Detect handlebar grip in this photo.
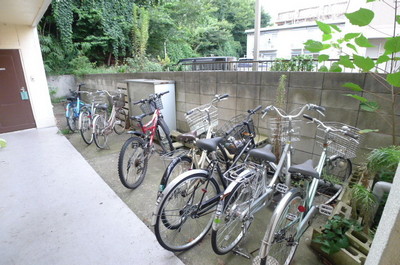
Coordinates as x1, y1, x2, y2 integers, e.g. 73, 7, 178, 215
249, 105, 262, 114
159, 91, 169, 96
133, 99, 145, 105
303, 114, 314, 121
186, 109, 195, 116
217, 94, 229, 100
344, 131, 359, 140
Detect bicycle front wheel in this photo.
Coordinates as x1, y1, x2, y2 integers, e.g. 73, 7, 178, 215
154, 173, 220, 252
318, 156, 352, 204
114, 108, 127, 135
66, 104, 77, 132
258, 191, 303, 265
79, 109, 93, 145
118, 136, 148, 189
93, 115, 108, 149
211, 181, 253, 255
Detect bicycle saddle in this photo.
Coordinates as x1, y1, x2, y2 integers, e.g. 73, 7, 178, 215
176, 131, 197, 143
130, 113, 146, 122
248, 144, 276, 163
289, 159, 319, 178
196, 137, 223, 152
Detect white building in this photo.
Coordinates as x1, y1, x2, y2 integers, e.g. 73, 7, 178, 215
0, 0, 54, 133
247, 0, 395, 61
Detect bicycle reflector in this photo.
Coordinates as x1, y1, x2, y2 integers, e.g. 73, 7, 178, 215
298, 205, 306, 212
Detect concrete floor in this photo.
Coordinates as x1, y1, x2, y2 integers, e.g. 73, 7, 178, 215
1, 102, 325, 265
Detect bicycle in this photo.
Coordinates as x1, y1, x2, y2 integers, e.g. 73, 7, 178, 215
78, 90, 107, 145
157, 94, 230, 197
65, 83, 87, 132
151, 105, 263, 252
92, 90, 127, 149
210, 104, 325, 256
117, 91, 174, 189
254, 115, 362, 265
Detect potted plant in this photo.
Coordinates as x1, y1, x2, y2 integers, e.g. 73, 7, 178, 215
367, 145, 400, 183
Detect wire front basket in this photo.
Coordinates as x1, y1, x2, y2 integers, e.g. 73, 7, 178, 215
110, 93, 126, 108
185, 104, 218, 135
216, 114, 256, 154
139, 96, 164, 115
316, 122, 363, 159
266, 117, 300, 143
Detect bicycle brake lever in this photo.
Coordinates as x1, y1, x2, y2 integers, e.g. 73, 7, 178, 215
316, 109, 325, 117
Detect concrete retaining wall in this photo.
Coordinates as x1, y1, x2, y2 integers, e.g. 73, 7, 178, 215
50, 71, 399, 163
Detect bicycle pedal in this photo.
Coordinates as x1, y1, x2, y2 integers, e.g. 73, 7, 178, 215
319, 204, 334, 216
276, 183, 289, 194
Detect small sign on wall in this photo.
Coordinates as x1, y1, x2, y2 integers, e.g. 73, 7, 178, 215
20, 87, 29, 100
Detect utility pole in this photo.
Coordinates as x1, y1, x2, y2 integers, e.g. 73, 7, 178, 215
253, 0, 261, 71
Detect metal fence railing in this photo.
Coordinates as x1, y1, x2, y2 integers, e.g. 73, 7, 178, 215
177, 58, 394, 73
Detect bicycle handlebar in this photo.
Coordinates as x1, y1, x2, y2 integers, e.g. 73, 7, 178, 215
302, 114, 359, 140
133, 91, 169, 105
261, 104, 325, 119
185, 94, 230, 115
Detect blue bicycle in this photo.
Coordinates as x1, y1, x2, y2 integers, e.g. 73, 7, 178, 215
65, 83, 87, 132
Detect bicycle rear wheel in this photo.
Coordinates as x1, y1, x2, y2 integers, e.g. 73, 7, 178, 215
66, 103, 77, 132
114, 108, 127, 135
79, 109, 93, 145
118, 136, 148, 189
154, 172, 220, 252
211, 181, 253, 255
93, 115, 108, 149
257, 191, 303, 265
318, 156, 352, 204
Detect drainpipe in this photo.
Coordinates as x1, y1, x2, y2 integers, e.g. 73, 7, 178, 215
372, 181, 392, 202
253, 0, 261, 71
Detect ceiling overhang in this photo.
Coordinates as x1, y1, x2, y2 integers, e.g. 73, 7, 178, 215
0, 0, 52, 27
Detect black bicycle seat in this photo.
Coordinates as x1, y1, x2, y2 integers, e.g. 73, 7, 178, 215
130, 113, 147, 122
248, 144, 276, 163
196, 137, 223, 152
289, 159, 319, 178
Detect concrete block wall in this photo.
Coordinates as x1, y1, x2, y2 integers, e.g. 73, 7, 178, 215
74, 71, 399, 164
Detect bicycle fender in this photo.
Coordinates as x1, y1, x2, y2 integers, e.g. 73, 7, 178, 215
151, 169, 208, 226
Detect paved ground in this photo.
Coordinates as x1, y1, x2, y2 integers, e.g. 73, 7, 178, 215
52, 102, 325, 265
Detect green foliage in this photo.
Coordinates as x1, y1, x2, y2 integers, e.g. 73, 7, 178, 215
367, 146, 400, 183
69, 56, 96, 76
271, 55, 315, 71
351, 184, 378, 228
313, 216, 362, 255
132, 4, 150, 58
305, 2, 399, 145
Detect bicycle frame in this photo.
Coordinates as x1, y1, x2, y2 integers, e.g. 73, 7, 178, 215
135, 108, 161, 146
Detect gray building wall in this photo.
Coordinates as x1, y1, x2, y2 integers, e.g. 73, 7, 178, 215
70, 71, 398, 164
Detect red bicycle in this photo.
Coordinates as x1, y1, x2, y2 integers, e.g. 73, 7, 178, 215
118, 91, 174, 189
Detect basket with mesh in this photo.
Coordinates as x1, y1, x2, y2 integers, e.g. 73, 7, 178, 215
110, 93, 126, 108
266, 117, 300, 143
216, 114, 256, 154
139, 96, 163, 115
316, 122, 363, 159
185, 104, 218, 135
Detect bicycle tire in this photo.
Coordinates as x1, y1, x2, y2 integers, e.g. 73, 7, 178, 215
156, 118, 174, 153
66, 103, 77, 132
258, 190, 304, 265
154, 172, 220, 252
159, 155, 193, 193
93, 115, 108, 149
79, 109, 93, 145
211, 180, 253, 255
114, 108, 127, 135
118, 136, 148, 189
317, 156, 352, 205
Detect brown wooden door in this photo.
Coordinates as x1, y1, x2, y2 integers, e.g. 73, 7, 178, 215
0, 49, 36, 133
